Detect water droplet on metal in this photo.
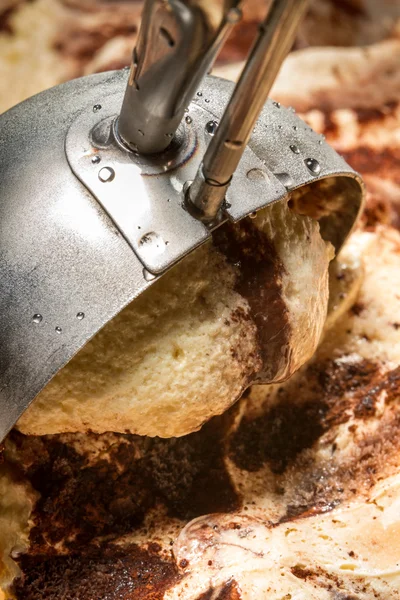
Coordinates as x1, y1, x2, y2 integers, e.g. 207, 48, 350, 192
305, 158, 321, 175
275, 172, 294, 189
98, 167, 115, 182
247, 168, 269, 182
204, 98, 210, 103
318, 140, 323, 145
290, 144, 300, 154
205, 120, 218, 135
273, 101, 281, 108
249, 212, 257, 219
185, 115, 192, 124
76, 312, 85, 320
93, 104, 102, 113
138, 129, 144, 136
55, 326, 62, 334
277, 125, 283, 130
143, 268, 157, 281
139, 232, 166, 259
91, 155, 101, 164
293, 125, 298, 131
197, 91, 203, 97
32, 314, 43, 324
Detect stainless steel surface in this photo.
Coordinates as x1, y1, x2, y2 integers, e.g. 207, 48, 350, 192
188, 0, 309, 220
118, 0, 241, 154
67, 106, 210, 275
0, 71, 364, 442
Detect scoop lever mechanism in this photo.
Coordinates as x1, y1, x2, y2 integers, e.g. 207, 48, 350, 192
118, 0, 242, 155
187, 0, 310, 221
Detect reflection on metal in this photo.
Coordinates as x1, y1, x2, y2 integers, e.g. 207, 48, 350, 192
0, 71, 364, 441
118, 0, 242, 154
188, 0, 309, 221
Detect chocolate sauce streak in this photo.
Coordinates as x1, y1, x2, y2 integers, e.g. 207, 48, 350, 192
9, 412, 239, 598
197, 580, 242, 600
213, 219, 291, 383
0, 7, 15, 34
8, 416, 239, 554
231, 360, 400, 520
7, 356, 400, 595
13, 543, 180, 600
341, 146, 400, 187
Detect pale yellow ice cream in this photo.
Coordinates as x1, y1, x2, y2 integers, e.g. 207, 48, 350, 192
16, 200, 334, 438
2, 225, 400, 599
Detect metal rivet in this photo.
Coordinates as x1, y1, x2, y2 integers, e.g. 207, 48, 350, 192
98, 167, 115, 182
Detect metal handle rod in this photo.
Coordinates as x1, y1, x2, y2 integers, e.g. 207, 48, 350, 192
118, 0, 242, 155
188, 0, 310, 221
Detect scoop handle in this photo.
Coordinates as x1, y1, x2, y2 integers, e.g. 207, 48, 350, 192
118, 0, 242, 155
188, 0, 310, 221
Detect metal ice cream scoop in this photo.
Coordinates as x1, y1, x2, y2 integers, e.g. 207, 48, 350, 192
0, 0, 364, 441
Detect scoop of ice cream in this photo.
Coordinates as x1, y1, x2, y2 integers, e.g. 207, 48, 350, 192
15, 200, 333, 438
2, 225, 400, 600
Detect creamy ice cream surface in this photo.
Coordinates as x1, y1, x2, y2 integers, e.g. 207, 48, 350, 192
1, 223, 400, 599
2, 3, 400, 599
16, 201, 333, 438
